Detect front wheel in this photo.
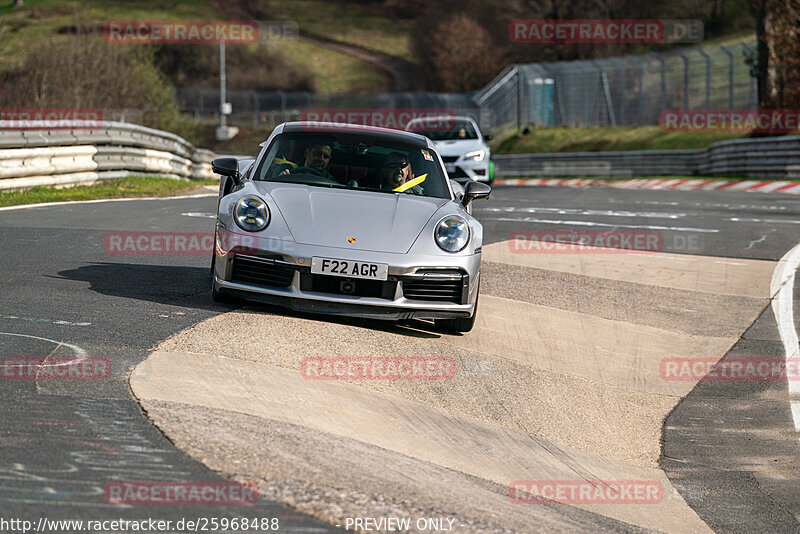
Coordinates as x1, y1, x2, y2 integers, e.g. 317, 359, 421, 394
434, 286, 479, 333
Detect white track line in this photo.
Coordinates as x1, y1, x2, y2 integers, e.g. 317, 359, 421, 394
484, 216, 718, 233
769, 243, 800, 431
0, 332, 87, 358
0, 193, 215, 212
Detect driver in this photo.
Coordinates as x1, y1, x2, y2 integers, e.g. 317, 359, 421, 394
278, 141, 334, 179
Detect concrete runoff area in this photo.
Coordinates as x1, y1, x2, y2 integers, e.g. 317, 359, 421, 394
483, 241, 774, 298
131, 240, 773, 532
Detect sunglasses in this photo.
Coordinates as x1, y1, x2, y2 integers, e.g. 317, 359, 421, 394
385, 160, 409, 169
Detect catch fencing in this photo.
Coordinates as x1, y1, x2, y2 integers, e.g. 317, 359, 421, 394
174, 40, 757, 132
174, 89, 484, 128
475, 40, 757, 129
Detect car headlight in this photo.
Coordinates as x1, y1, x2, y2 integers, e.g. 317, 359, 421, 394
435, 215, 470, 253
464, 149, 485, 162
233, 196, 270, 232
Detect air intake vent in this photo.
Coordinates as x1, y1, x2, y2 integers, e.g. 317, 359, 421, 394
231, 255, 294, 288
402, 271, 466, 304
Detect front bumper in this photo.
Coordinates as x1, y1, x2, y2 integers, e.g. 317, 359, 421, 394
443, 157, 490, 182
213, 241, 481, 321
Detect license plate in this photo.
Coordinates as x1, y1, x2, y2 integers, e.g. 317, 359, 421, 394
311, 257, 388, 281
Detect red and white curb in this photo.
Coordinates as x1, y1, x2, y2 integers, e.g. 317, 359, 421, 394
493, 177, 800, 194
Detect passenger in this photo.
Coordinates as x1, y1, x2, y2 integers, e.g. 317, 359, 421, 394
377, 152, 423, 194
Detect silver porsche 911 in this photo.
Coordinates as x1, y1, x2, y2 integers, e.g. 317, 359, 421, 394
210, 122, 491, 332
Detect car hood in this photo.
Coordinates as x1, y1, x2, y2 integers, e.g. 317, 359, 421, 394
433, 139, 486, 156
255, 182, 449, 254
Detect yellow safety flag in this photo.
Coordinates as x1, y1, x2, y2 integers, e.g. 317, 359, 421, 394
394, 174, 427, 192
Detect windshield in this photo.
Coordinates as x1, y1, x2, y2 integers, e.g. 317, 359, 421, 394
407, 118, 479, 141
254, 132, 449, 199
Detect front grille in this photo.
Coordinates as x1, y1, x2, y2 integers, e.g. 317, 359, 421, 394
231, 255, 295, 288
402, 271, 467, 304
441, 156, 459, 163
448, 167, 468, 178
300, 273, 397, 299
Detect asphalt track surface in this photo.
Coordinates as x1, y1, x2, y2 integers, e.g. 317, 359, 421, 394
0, 184, 799, 532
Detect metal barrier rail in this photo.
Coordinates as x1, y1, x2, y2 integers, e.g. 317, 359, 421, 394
0, 122, 215, 190
3, 121, 798, 188
493, 135, 800, 179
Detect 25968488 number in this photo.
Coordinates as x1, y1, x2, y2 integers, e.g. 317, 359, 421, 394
196, 517, 280, 531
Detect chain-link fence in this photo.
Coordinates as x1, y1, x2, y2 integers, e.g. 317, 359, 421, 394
174, 89, 482, 128
175, 40, 757, 132
473, 40, 758, 129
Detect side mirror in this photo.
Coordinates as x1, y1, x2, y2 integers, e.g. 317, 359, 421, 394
462, 180, 491, 207
212, 157, 240, 183
483, 134, 494, 141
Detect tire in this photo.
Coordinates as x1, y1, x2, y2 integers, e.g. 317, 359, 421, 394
435, 285, 479, 333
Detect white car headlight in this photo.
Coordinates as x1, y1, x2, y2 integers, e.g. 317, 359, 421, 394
435, 215, 470, 253
464, 149, 485, 162
234, 196, 270, 232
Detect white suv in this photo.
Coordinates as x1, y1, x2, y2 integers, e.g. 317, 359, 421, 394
406, 116, 493, 183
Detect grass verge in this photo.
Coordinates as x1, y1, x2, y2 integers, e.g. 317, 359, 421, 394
0, 0, 387, 92
257, 0, 414, 61
269, 37, 385, 92
0, 176, 218, 207
492, 126, 751, 154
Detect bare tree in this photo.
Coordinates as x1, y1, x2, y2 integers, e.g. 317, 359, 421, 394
426, 14, 505, 92
753, 0, 800, 109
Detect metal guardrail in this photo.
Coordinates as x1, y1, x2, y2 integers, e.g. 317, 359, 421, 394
2, 122, 798, 189
493, 135, 800, 179
0, 122, 215, 190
